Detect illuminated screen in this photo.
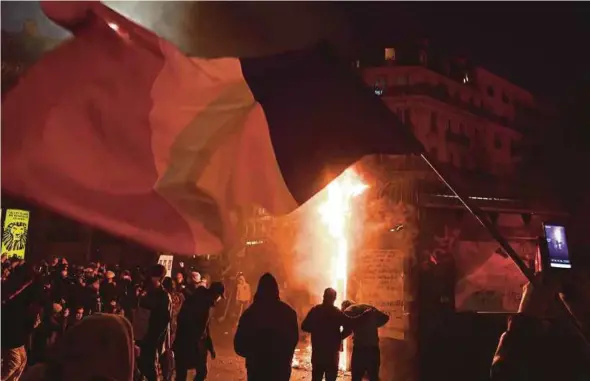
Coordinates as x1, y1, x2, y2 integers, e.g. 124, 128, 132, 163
544, 224, 571, 269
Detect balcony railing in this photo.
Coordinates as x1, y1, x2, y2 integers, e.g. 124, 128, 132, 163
379, 83, 537, 131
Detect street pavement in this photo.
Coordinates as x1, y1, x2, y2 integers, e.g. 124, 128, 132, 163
202, 324, 351, 381
205, 350, 351, 381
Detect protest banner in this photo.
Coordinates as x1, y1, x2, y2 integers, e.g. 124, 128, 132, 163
356, 249, 405, 340
157, 252, 174, 277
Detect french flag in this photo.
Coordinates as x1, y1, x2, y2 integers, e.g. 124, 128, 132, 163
1, 2, 423, 255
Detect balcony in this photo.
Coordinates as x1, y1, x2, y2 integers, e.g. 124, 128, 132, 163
379, 83, 519, 129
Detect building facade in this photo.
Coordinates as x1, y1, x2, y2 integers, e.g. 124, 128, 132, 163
361, 42, 543, 181
355, 40, 569, 381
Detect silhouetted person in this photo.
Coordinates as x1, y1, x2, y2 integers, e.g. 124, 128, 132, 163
173, 281, 225, 381
234, 273, 299, 381
342, 300, 389, 381
490, 272, 590, 381
302, 288, 353, 381
137, 264, 171, 381
1, 264, 40, 380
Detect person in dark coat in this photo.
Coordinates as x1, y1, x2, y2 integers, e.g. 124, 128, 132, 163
234, 273, 299, 381
100, 270, 118, 305
51, 264, 71, 304
173, 281, 225, 381
117, 270, 135, 322
490, 273, 590, 381
84, 276, 103, 315
341, 300, 390, 381
302, 288, 353, 381
1, 264, 41, 380
136, 264, 171, 381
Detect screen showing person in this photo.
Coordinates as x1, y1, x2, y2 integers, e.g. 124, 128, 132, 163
544, 224, 571, 268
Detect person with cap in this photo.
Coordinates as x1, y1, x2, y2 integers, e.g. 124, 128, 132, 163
136, 264, 171, 381
20, 313, 135, 381
302, 288, 354, 381
173, 280, 225, 381
341, 300, 389, 381
234, 272, 299, 381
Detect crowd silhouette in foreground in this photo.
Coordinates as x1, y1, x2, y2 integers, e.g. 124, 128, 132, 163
2, 253, 590, 381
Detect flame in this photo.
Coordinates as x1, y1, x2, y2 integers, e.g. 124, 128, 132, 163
318, 168, 368, 370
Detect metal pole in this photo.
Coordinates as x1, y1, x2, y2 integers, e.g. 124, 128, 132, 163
420, 153, 589, 346
420, 154, 533, 280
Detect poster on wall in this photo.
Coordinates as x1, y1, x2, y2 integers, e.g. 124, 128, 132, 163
454, 241, 530, 312
355, 249, 405, 340
157, 253, 174, 277
2, 209, 30, 259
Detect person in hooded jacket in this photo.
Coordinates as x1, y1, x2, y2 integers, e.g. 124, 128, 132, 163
136, 264, 171, 381
234, 273, 299, 381
1, 264, 41, 381
173, 281, 225, 381
302, 288, 353, 381
490, 272, 590, 381
20, 313, 135, 381
341, 300, 389, 381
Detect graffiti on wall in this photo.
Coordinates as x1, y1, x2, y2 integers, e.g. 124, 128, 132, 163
418, 211, 538, 313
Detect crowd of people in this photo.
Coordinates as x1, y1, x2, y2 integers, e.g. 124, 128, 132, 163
0, 254, 229, 381
2, 253, 590, 381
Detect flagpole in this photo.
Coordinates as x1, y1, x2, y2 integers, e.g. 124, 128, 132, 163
420, 153, 533, 279
419, 153, 590, 346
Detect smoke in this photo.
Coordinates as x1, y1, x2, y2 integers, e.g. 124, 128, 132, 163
103, 2, 352, 58
271, 168, 419, 304
103, 1, 197, 54
274, 170, 368, 303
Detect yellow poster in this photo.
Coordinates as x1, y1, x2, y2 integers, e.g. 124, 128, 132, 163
2, 209, 30, 259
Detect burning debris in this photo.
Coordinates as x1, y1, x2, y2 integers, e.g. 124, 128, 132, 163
289, 168, 367, 372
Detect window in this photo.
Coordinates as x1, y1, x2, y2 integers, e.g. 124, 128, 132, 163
487, 86, 495, 97
385, 47, 396, 62
430, 112, 438, 133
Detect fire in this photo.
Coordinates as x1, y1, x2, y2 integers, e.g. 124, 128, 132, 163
318, 168, 368, 371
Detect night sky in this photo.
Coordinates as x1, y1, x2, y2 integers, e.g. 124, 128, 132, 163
3, 2, 588, 96
347, 2, 590, 98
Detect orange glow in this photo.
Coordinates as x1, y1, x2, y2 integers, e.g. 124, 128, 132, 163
318, 168, 368, 370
